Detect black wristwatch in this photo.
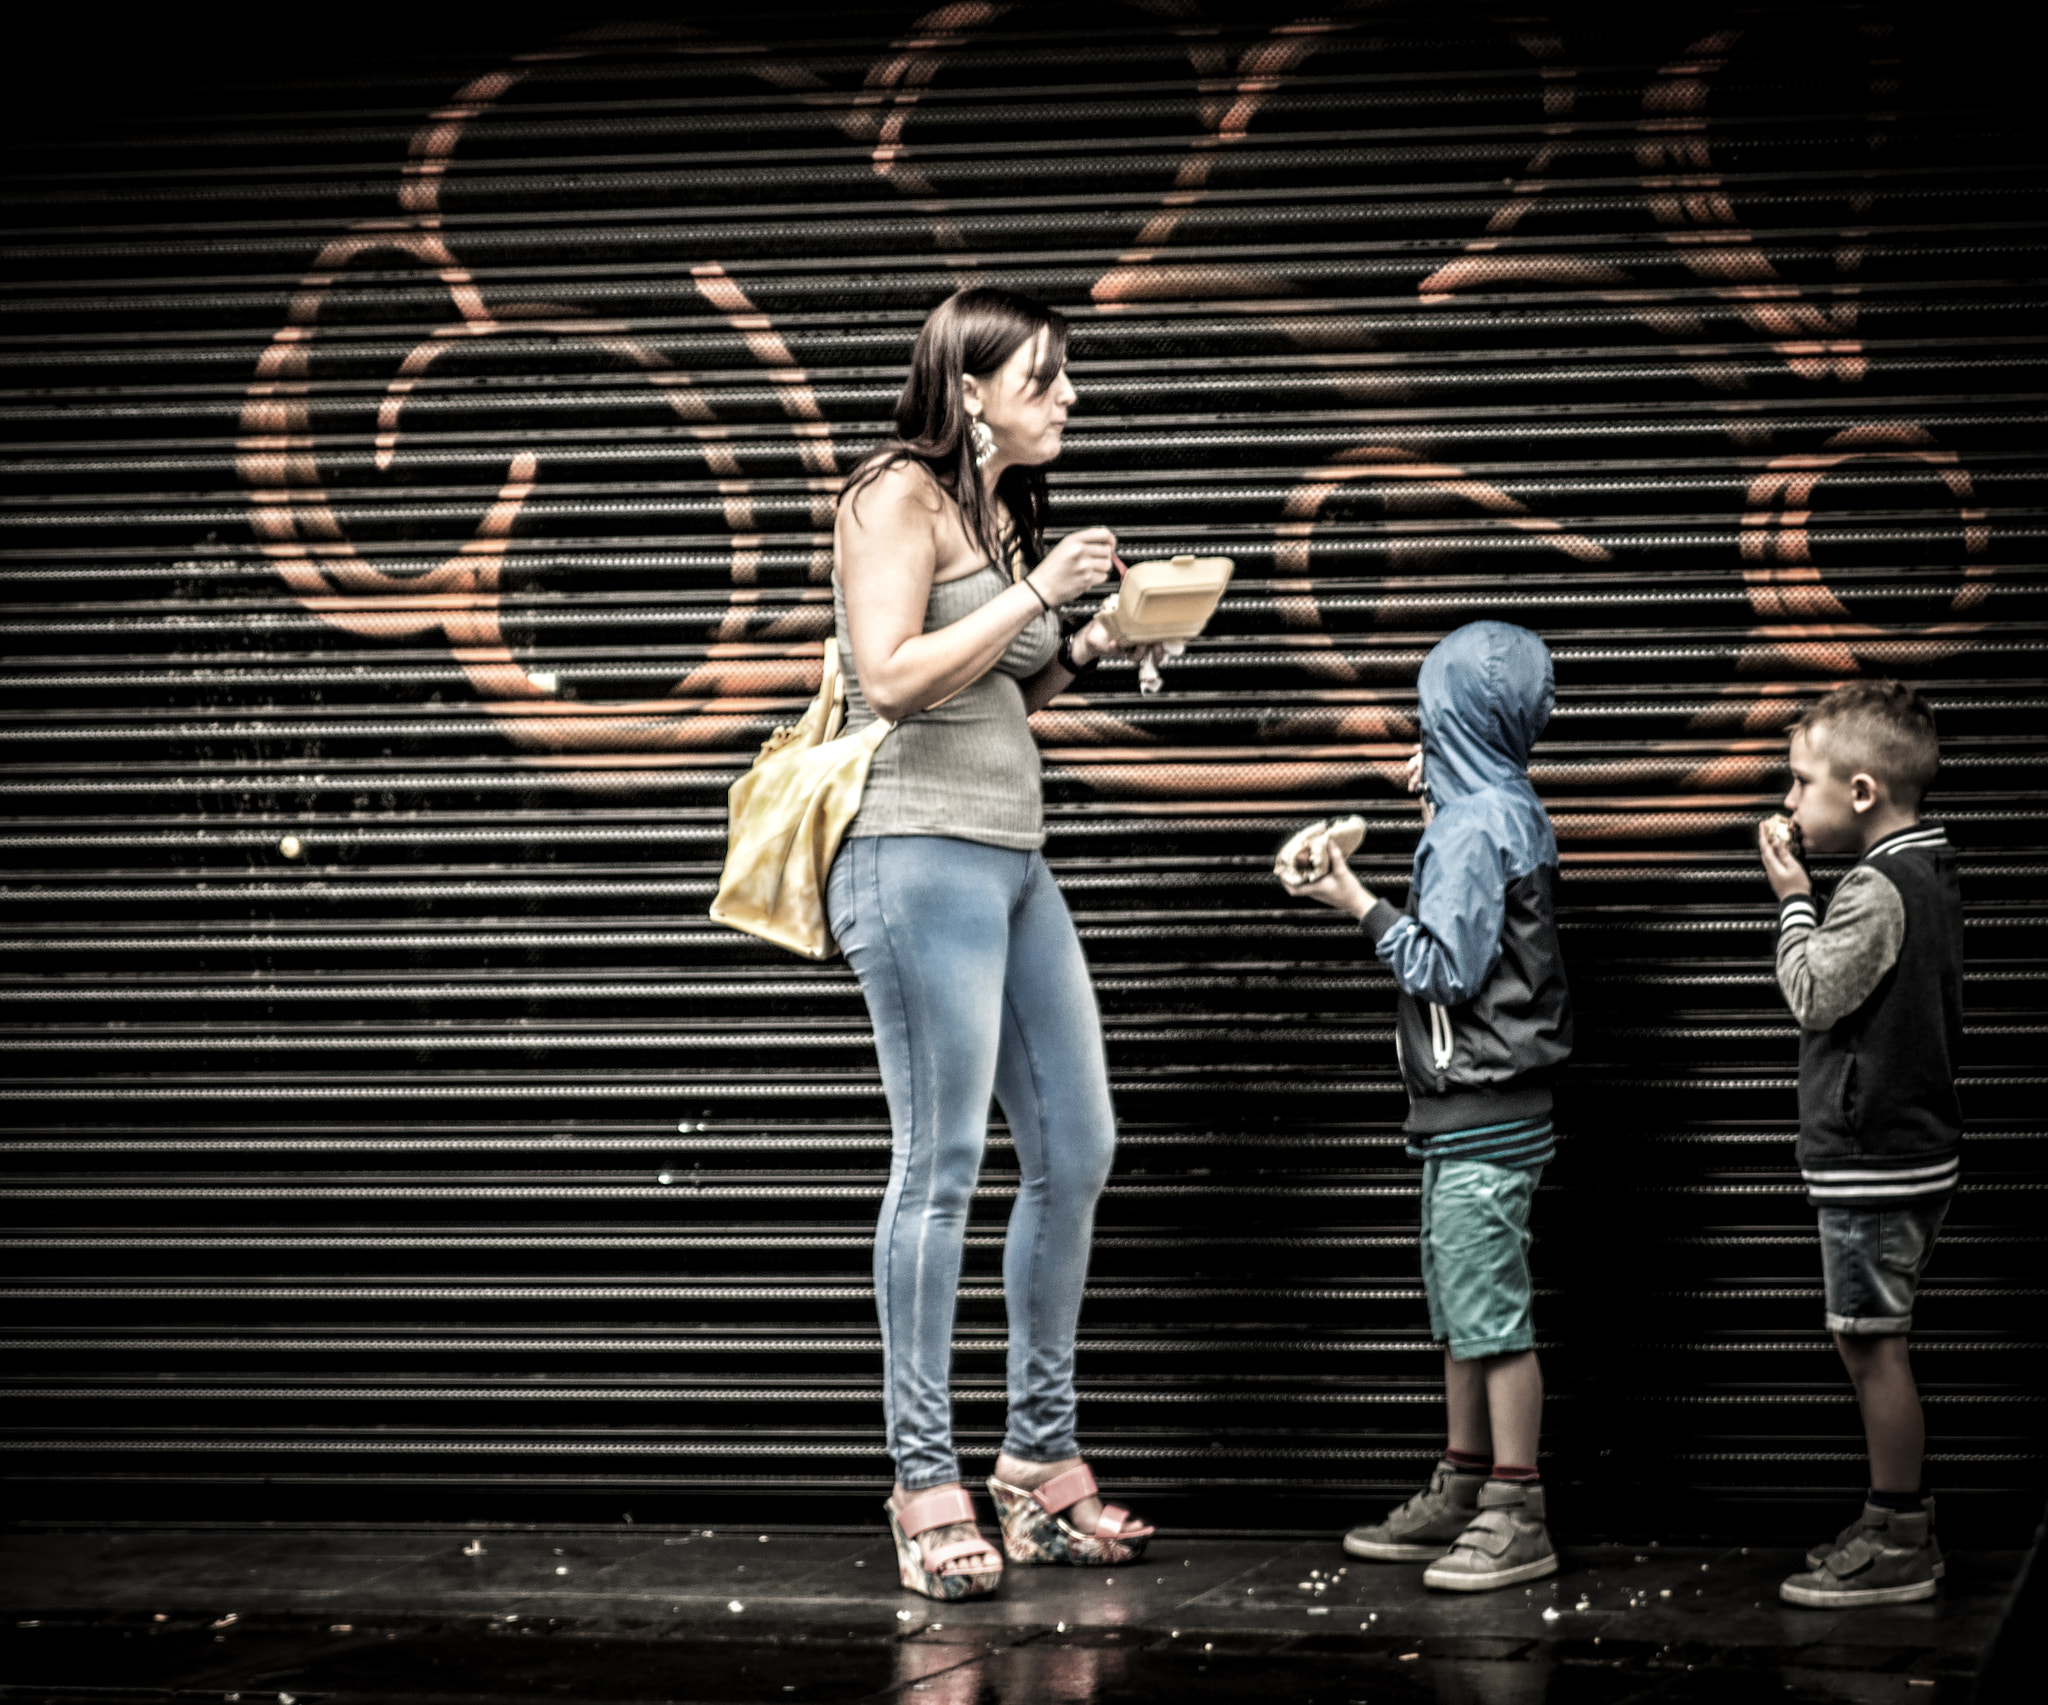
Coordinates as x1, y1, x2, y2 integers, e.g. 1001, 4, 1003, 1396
1057, 616, 1098, 677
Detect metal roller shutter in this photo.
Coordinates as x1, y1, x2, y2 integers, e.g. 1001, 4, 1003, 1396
3, 2, 2043, 1538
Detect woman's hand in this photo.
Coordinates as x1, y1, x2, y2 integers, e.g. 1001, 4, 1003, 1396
1020, 611, 1166, 713
1065, 614, 1137, 669
1026, 526, 1117, 608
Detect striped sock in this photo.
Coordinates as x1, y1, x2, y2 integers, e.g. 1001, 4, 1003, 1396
1445, 1448, 1491, 1476
1489, 1462, 1539, 1485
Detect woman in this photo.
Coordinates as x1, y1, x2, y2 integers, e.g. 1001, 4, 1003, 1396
830, 287, 1154, 1600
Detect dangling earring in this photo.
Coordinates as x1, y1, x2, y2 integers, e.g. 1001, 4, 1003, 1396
969, 417, 997, 468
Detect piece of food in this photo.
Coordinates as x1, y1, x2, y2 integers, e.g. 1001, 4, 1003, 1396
1764, 814, 1799, 850
1275, 819, 1333, 885
1274, 816, 1365, 886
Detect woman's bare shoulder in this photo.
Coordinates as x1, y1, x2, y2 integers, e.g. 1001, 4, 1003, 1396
843, 457, 947, 529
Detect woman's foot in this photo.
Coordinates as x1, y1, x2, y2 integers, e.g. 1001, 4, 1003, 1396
886, 1483, 1003, 1596
987, 1455, 1153, 1566
994, 1454, 1104, 1533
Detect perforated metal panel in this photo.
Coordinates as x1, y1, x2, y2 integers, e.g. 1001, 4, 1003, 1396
3, 3, 2043, 1537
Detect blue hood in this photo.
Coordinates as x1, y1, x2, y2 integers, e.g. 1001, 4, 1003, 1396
1418, 622, 1555, 805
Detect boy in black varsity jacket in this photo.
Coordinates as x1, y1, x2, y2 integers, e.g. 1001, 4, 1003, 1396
1758, 679, 1962, 1608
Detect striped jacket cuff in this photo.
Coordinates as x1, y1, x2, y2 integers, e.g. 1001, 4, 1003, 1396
1802, 1154, 1960, 1202
1778, 894, 1819, 932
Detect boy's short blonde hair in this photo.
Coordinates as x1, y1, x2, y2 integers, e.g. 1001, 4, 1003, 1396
1795, 679, 1939, 808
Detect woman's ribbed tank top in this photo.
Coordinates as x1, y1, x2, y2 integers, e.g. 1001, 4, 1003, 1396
833, 560, 1059, 851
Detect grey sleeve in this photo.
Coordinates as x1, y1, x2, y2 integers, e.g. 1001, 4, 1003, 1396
1775, 865, 1906, 1031
1361, 896, 1405, 946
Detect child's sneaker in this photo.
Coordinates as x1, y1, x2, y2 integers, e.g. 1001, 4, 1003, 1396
1781, 1501, 1944, 1607
1421, 1481, 1559, 1591
1803, 1497, 1945, 1571
1342, 1459, 1485, 1560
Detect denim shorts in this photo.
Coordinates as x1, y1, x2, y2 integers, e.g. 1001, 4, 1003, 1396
1818, 1198, 1949, 1336
1419, 1157, 1542, 1361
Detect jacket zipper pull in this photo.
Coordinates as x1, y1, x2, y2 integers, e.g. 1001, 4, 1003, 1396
1429, 1002, 1454, 1073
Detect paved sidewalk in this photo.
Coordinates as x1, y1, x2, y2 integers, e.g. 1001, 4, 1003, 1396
0, 1524, 2020, 1702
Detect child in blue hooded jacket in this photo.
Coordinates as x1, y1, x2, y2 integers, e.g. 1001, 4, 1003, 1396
1281, 621, 1573, 1591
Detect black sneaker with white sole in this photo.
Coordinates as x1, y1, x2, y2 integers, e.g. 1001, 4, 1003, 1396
1781, 1500, 1944, 1608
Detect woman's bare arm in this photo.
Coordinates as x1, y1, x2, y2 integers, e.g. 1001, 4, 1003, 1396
837, 464, 1114, 722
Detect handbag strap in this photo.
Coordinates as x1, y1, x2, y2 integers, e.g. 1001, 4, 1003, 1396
820, 629, 843, 707
814, 637, 895, 751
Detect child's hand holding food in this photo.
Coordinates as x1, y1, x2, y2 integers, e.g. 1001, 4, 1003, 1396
1757, 813, 1811, 900
1275, 816, 1374, 918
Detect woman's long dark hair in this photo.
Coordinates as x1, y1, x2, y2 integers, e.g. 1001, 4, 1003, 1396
839, 287, 1068, 570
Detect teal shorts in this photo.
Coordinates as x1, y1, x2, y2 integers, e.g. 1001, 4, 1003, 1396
1419, 1156, 1543, 1361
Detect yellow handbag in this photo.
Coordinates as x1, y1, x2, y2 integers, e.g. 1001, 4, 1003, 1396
708, 636, 892, 960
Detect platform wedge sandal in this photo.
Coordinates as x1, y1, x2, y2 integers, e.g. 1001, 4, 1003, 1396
885, 1485, 1004, 1601
987, 1463, 1154, 1566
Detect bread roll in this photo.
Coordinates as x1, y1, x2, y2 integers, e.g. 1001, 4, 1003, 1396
1275, 815, 1366, 885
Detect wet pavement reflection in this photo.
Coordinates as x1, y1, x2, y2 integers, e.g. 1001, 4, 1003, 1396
0, 1525, 2017, 1702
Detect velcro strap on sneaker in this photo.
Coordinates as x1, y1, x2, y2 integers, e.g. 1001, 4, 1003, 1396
1830, 1535, 1883, 1577
1455, 1512, 1516, 1558
1032, 1464, 1100, 1517
897, 1485, 976, 1539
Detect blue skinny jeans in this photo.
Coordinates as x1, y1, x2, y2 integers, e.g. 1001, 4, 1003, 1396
826, 834, 1118, 1492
